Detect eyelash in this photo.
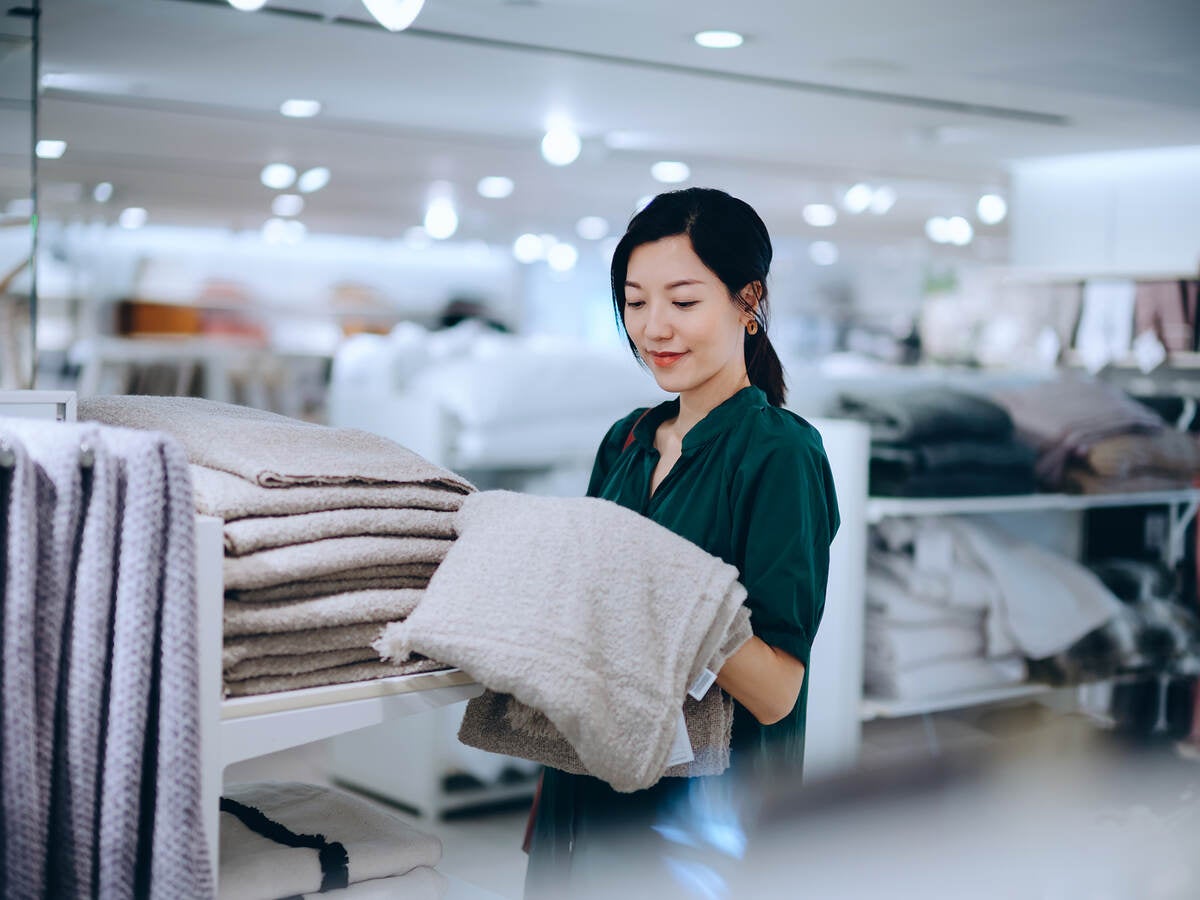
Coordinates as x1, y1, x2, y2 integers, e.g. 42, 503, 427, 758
624, 300, 698, 309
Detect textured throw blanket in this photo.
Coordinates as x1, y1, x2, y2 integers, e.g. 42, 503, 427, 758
80, 395, 473, 491
223, 507, 456, 556
218, 782, 442, 900
224, 589, 425, 637
223, 535, 452, 591
376, 490, 750, 793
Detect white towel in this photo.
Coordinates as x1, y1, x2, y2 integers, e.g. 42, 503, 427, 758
864, 618, 985, 670
864, 569, 984, 627
865, 655, 1027, 700
218, 782, 442, 900
376, 490, 749, 793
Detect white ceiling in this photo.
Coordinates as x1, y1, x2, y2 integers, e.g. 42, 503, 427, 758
16, 0, 1200, 250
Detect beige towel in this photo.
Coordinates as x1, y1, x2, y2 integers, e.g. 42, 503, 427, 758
1085, 430, 1200, 479
224, 648, 380, 682
1062, 466, 1189, 495
224, 589, 425, 637
229, 572, 433, 605
376, 490, 749, 793
190, 465, 467, 522
223, 536, 452, 591
223, 658, 447, 698
79, 396, 474, 491
223, 623, 385, 669
224, 507, 456, 556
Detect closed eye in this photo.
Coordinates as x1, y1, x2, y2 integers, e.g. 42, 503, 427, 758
673, 301, 698, 309
625, 299, 646, 309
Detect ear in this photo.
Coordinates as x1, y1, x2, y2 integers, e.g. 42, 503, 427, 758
739, 281, 763, 319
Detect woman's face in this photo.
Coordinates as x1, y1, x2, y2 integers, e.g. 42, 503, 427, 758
623, 234, 751, 398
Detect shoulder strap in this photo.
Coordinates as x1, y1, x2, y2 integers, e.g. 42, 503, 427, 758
621, 408, 653, 452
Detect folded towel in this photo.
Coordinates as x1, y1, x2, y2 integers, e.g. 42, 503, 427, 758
79, 395, 475, 491
224, 589, 425, 637
869, 552, 995, 612
865, 655, 1027, 700
223, 535, 452, 591
833, 388, 1014, 443
218, 782, 442, 900
301, 868, 447, 900
223, 507, 456, 556
224, 648, 381, 682
229, 571, 434, 604
864, 618, 985, 670
1085, 430, 1200, 479
223, 658, 447, 698
376, 490, 749, 793
458, 606, 752, 779
223, 623, 387, 669
190, 464, 467, 522
864, 570, 984, 627
1061, 466, 1191, 495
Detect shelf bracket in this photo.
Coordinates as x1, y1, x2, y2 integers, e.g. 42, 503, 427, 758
1166, 498, 1199, 568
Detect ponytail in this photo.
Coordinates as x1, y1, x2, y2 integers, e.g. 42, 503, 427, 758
745, 329, 786, 407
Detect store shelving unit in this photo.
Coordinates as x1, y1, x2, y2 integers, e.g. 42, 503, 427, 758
860, 683, 1055, 722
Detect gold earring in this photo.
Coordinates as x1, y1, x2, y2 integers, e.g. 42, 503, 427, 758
746, 319, 759, 336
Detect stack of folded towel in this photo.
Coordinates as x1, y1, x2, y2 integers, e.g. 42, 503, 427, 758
991, 376, 1199, 493
831, 387, 1037, 497
79, 395, 475, 697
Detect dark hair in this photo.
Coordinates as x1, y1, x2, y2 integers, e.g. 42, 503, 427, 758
609, 187, 786, 407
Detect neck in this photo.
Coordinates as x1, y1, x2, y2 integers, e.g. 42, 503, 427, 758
675, 367, 752, 436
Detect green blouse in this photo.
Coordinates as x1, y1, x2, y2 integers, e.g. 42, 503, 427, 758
587, 385, 839, 766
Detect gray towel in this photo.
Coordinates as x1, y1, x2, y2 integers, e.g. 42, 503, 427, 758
376, 490, 750, 793
0, 430, 44, 899
224, 648, 381, 682
79, 395, 474, 491
223, 623, 387, 669
218, 782, 442, 900
190, 465, 467, 522
223, 658, 447, 698
228, 571, 433, 604
224, 589, 425, 637
223, 507, 456, 556
224, 535, 452, 591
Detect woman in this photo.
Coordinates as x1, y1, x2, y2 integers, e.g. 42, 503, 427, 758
525, 187, 839, 896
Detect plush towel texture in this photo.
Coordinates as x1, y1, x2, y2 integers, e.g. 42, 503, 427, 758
865, 655, 1027, 700
864, 569, 984, 627
223, 507, 456, 556
79, 395, 474, 491
223, 623, 386, 669
218, 782, 442, 900
223, 535, 452, 591
190, 464, 467, 522
863, 618, 986, 669
223, 658, 446, 698
376, 490, 750, 793
224, 589, 425, 637
224, 648, 381, 682
229, 571, 434, 604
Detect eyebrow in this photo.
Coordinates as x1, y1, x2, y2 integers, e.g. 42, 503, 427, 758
624, 279, 705, 289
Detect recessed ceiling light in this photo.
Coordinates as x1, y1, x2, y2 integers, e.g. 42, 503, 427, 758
361, 0, 426, 31
118, 207, 147, 230
424, 197, 458, 240
512, 233, 544, 264
694, 30, 744, 49
260, 163, 297, 190
280, 99, 321, 118
547, 242, 579, 272
977, 193, 1007, 225
272, 194, 304, 217
842, 183, 873, 214
477, 176, 515, 199
297, 166, 330, 193
227, 0, 267, 10
36, 140, 67, 160
651, 161, 690, 184
946, 216, 974, 246
541, 123, 581, 166
809, 241, 839, 266
576, 216, 609, 241
802, 204, 837, 227
93, 182, 113, 203
869, 186, 897, 215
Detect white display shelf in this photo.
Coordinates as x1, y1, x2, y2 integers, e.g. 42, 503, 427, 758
866, 488, 1200, 523
444, 873, 510, 900
860, 683, 1055, 721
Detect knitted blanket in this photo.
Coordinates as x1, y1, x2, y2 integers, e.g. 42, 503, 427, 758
376, 490, 750, 793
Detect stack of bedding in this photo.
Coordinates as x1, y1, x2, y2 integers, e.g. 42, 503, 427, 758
79, 396, 475, 697
831, 386, 1037, 497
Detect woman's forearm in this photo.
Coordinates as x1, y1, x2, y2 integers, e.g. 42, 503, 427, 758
715, 635, 806, 725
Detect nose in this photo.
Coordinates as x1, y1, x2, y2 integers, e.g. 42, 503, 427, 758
643, 301, 672, 341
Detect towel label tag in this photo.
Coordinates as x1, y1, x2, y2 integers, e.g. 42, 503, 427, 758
666, 709, 694, 767
688, 668, 718, 701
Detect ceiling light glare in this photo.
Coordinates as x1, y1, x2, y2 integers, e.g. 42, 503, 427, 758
925, 216, 951, 244
477, 176, 514, 199
541, 125, 582, 166
424, 197, 458, 240
651, 161, 690, 184
803, 203, 837, 227
809, 241, 839, 266
280, 98, 321, 118
575, 215, 609, 241
272, 194, 304, 217
977, 193, 1007, 225
93, 182, 113, 203
227, 0, 267, 11
869, 185, 897, 215
635, 194, 655, 213
947, 216, 974, 246
260, 163, 297, 190
843, 183, 873, 214
118, 207, 147, 230
297, 166, 331, 193
547, 242, 579, 272
512, 233, 544, 264
694, 30, 744, 49
361, 0, 426, 31
35, 140, 67, 160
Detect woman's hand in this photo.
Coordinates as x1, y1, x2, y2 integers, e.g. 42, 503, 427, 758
715, 635, 806, 725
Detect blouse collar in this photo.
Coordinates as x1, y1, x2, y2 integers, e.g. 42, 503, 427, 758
632, 385, 768, 453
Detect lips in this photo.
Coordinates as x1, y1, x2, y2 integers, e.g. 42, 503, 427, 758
647, 351, 687, 368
